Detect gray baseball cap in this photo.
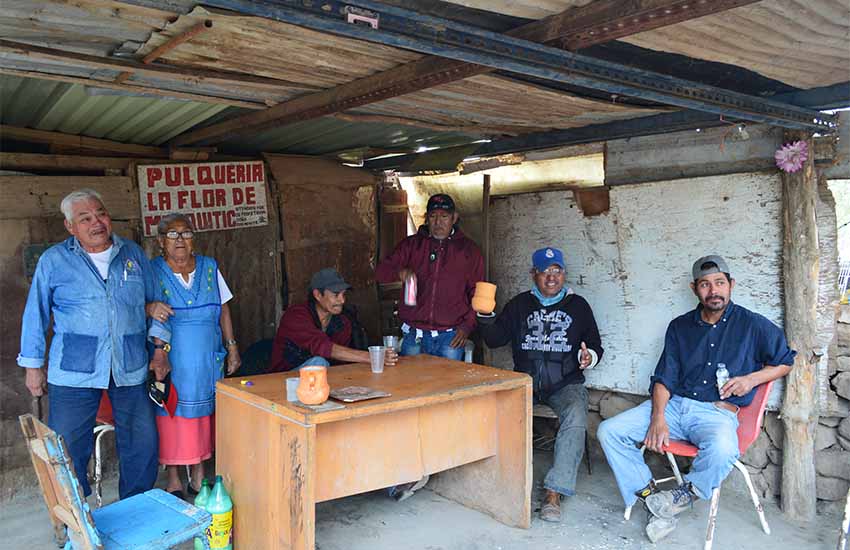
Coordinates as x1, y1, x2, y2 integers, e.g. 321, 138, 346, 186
692, 255, 730, 281
309, 268, 351, 292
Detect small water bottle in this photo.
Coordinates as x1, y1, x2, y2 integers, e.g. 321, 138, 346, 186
716, 363, 730, 396
403, 274, 417, 306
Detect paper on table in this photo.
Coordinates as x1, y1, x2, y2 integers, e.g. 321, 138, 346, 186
330, 386, 391, 402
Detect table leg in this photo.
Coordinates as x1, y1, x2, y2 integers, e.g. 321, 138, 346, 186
429, 385, 532, 528
217, 393, 316, 549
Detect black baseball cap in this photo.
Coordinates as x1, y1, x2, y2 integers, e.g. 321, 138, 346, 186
426, 193, 455, 213
310, 268, 351, 292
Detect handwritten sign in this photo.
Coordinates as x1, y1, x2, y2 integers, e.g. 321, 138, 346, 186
137, 161, 268, 236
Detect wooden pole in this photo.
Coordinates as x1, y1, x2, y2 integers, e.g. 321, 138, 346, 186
780, 130, 819, 521
483, 174, 491, 280
481, 174, 493, 366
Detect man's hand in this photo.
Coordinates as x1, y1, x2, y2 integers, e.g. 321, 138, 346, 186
578, 341, 592, 369
146, 301, 174, 323
384, 348, 399, 367
226, 349, 241, 375
398, 268, 415, 284
149, 350, 171, 381
720, 374, 756, 400
644, 414, 670, 453
449, 328, 468, 349
25, 368, 47, 397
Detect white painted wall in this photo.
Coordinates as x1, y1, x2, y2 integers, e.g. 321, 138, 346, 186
489, 173, 788, 403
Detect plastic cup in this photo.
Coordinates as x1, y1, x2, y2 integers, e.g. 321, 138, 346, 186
383, 335, 399, 353
286, 377, 300, 402
369, 345, 386, 373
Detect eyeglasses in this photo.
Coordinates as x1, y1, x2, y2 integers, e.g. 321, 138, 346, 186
164, 230, 194, 240
536, 267, 564, 276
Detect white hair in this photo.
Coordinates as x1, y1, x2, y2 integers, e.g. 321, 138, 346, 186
60, 189, 105, 221
157, 212, 194, 235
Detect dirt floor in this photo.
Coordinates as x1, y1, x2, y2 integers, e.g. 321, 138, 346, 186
1, 450, 840, 550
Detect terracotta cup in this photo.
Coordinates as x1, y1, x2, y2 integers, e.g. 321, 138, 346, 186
296, 365, 330, 405
472, 281, 497, 314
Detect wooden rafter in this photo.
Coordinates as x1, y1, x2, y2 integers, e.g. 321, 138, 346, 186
0, 125, 168, 157
171, 0, 760, 146
0, 67, 266, 110
0, 39, 321, 95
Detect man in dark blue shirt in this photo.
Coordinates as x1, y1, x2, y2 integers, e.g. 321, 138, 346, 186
597, 255, 795, 542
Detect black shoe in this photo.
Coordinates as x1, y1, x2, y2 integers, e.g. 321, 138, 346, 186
168, 489, 186, 501
187, 482, 202, 497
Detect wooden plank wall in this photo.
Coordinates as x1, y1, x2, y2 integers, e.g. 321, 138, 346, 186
265, 154, 382, 341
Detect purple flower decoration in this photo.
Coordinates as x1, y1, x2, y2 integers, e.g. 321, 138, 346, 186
774, 140, 809, 173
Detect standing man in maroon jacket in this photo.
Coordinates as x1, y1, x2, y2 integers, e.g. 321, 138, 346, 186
376, 193, 484, 501
376, 193, 484, 362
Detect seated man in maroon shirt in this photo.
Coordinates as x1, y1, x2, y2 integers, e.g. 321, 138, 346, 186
270, 268, 397, 371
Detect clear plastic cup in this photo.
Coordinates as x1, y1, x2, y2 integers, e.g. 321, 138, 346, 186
383, 335, 399, 353
369, 345, 386, 373
286, 377, 299, 401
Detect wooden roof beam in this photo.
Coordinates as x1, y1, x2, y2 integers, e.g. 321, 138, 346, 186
0, 39, 320, 95
0, 125, 216, 160
170, 0, 761, 146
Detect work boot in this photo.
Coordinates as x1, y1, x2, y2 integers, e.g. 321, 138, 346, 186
645, 515, 678, 543
645, 482, 697, 519
539, 489, 561, 522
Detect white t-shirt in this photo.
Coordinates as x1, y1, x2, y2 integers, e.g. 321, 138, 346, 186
87, 245, 113, 280
173, 269, 233, 304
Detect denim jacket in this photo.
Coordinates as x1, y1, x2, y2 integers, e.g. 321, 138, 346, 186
17, 234, 170, 388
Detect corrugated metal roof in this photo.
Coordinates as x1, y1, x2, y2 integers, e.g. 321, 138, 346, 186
133, 6, 662, 133
0, 75, 229, 145
211, 109, 481, 156
443, 0, 850, 89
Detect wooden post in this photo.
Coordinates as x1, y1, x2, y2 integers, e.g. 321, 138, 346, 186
481, 174, 493, 366
483, 174, 491, 280
780, 130, 819, 521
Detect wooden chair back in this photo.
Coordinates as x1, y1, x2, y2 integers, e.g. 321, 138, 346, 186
19, 413, 104, 550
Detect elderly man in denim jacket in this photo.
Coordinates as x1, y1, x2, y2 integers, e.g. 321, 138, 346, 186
18, 189, 171, 499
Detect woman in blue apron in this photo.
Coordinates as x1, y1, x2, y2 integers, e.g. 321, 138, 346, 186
149, 213, 241, 499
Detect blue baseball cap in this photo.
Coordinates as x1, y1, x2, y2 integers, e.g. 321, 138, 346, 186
532, 247, 565, 272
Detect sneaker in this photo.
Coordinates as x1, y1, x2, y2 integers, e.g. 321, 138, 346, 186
633, 479, 659, 503
645, 515, 678, 543
645, 482, 697, 519
390, 474, 430, 502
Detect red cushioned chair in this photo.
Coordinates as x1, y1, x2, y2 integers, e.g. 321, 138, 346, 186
624, 381, 774, 550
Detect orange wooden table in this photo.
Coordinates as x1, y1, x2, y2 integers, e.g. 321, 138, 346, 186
216, 355, 532, 550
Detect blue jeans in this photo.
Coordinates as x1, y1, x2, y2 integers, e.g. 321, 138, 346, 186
400, 329, 464, 360
48, 377, 159, 499
542, 384, 588, 497
296, 356, 330, 369
597, 395, 740, 507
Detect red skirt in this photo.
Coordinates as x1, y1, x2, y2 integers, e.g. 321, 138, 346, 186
155, 414, 215, 465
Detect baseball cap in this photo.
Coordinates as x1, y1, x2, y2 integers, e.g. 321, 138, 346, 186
532, 247, 565, 272
426, 193, 455, 213
692, 255, 730, 281
310, 268, 352, 292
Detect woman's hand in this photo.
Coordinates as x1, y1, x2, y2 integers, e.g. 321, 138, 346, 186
146, 301, 174, 323
226, 348, 241, 375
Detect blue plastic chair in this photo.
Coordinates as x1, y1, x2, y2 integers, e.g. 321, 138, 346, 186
19, 414, 211, 550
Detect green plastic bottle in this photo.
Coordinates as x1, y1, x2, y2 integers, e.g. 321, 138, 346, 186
193, 479, 211, 550
207, 475, 234, 550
